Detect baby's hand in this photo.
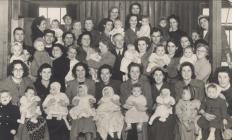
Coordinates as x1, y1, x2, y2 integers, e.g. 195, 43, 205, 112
89, 98, 96, 104
223, 119, 228, 125
10, 129, 16, 135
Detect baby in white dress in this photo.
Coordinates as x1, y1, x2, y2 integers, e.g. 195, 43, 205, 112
179, 46, 197, 66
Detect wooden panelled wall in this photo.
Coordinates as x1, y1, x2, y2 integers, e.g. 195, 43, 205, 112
23, 0, 204, 35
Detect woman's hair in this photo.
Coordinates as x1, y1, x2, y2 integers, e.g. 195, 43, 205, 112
213, 66, 232, 84
62, 14, 72, 22
7, 60, 29, 77
179, 62, 196, 80
166, 38, 179, 58
23, 46, 35, 63
36, 63, 52, 82
168, 14, 180, 25
108, 7, 120, 19
98, 18, 114, 32
72, 62, 90, 78
134, 37, 151, 52
51, 43, 65, 58
31, 16, 46, 32
180, 35, 193, 46
125, 14, 139, 30
127, 62, 143, 79
62, 31, 75, 41
97, 64, 113, 82
151, 27, 163, 36
129, 2, 142, 15
150, 67, 167, 84
77, 31, 92, 46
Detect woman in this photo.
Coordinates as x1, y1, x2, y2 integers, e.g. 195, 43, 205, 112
148, 68, 176, 140
174, 62, 205, 102
198, 15, 231, 63
120, 62, 153, 140
34, 63, 53, 102
31, 16, 47, 42
95, 64, 121, 102
168, 15, 186, 57
125, 3, 142, 29
62, 31, 75, 49
135, 37, 151, 75
195, 42, 211, 83
166, 39, 180, 83
179, 35, 192, 55
0, 60, 34, 105
125, 14, 139, 46
109, 7, 120, 22
51, 43, 70, 92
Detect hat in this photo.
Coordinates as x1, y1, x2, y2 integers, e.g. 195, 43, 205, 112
198, 15, 209, 25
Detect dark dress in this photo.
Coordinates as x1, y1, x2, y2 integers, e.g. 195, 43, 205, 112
31, 27, 44, 43
34, 80, 52, 102
222, 86, 232, 116
148, 82, 177, 140
0, 103, 20, 140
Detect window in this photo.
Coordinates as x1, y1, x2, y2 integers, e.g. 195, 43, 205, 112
203, 8, 232, 49
39, 7, 67, 24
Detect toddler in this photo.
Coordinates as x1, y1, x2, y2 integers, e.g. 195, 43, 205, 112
110, 19, 124, 40
0, 90, 20, 140
17, 87, 41, 124
95, 86, 124, 140
123, 83, 149, 132
51, 19, 64, 44
30, 37, 52, 77
149, 88, 175, 124
179, 46, 197, 65
147, 45, 170, 72
197, 83, 229, 140
10, 42, 24, 63
175, 86, 201, 140
69, 84, 96, 120
137, 16, 151, 38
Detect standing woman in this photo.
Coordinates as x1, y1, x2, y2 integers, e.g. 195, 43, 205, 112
109, 7, 120, 22
31, 16, 47, 42
120, 62, 153, 140
125, 3, 142, 29
125, 14, 139, 46
148, 68, 176, 140
168, 15, 186, 57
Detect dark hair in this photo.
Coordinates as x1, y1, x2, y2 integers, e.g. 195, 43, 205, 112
134, 37, 151, 52
0, 90, 11, 97
31, 16, 46, 33
132, 83, 142, 90
151, 27, 163, 36
108, 7, 120, 19
7, 60, 29, 77
36, 63, 52, 82
206, 83, 217, 90
213, 66, 232, 84
180, 35, 193, 47
44, 29, 55, 37
154, 44, 166, 53
23, 46, 35, 63
182, 85, 194, 100
72, 62, 90, 78
13, 27, 24, 35
97, 64, 113, 82
127, 62, 143, 79
179, 62, 196, 80
151, 67, 167, 83
168, 15, 180, 25
129, 2, 142, 15
62, 14, 72, 21
77, 31, 92, 46
62, 31, 75, 41
98, 18, 114, 32
25, 86, 35, 93
51, 43, 65, 58
166, 39, 179, 57
125, 14, 139, 30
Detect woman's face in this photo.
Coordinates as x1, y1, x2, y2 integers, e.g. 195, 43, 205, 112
137, 40, 147, 54
38, 20, 47, 32
64, 16, 72, 25
52, 46, 63, 59
151, 31, 161, 45
75, 66, 86, 79
169, 18, 178, 29
104, 21, 113, 32
181, 66, 193, 81
100, 68, 112, 84
218, 72, 230, 88
99, 42, 108, 53
67, 48, 77, 60
110, 8, 119, 20
40, 68, 52, 81
131, 5, 140, 15
199, 18, 209, 30
12, 63, 24, 79
81, 34, 91, 47
73, 22, 82, 30
196, 46, 207, 59
153, 70, 164, 85
129, 16, 137, 28
129, 66, 140, 82
167, 41, 177, 55
180, 37, 190, 48
64, 34, 74, 46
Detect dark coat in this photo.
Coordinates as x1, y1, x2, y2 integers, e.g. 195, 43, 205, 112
111, 48, 126, 81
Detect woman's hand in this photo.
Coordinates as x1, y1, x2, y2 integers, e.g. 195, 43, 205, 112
203, 112, 216, 121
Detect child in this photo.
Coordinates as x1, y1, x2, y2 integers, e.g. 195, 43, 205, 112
123, 83, 149, 131
72, 20, 82, 41
69, 84, 96, 120
95, 86, 124, 140
136, 16, 151, 38
17, 87, 41, 124
109, 19, 124, 40
146, 45, 171, 72
158, 17, 169, 41
51, 19, 64, 44
10, 42, 24, 63
175, 86, 201, 140
30, 37, 52, 77
0, 90, 20, 140
120, 44, 141, 81
197, 83, 228, 140
179, 46, 197, 65
191, 31, 200, 44
149, 88, 175, 124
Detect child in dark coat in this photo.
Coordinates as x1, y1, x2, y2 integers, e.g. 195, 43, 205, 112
0, 90, 20, 140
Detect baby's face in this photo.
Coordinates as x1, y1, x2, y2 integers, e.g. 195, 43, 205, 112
141, 18, 149, 25
73, 22, 82, 30
50, 83, 61, 94
192, 32, 200, 41
132, 87, 142, 97
159, 19, 167, 28
161, 89, 170, 98
182, 89, 191, 101
127, 45, 136, 51
0, 92, 11, 105
114, 20, 122, 29
34, 41, 45, 51
78, 86, 87, 97
207, 87, 218, 99
51, 21, 59, 29
25, 89, 35, 97
156, 47, 165, 56
103, 88, 113, 97
12, 45, 23, 56
184, 48, 193, 58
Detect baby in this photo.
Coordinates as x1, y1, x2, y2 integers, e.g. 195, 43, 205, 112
137, 16, 151, 38
110, 19, 124, 40
123, 83, 149, 132
17, 87, 41, 124
149, 88, 175, 124
147, 45, 171, 72
51, 19, 64, 44
69, 84, 96, 120
179, 46, 197, 65
95, 86, 124, 140
10, 42, 24, 63
30, 37, 52, 77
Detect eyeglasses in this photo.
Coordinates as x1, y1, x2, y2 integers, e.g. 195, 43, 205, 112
197, 49, 207, 53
